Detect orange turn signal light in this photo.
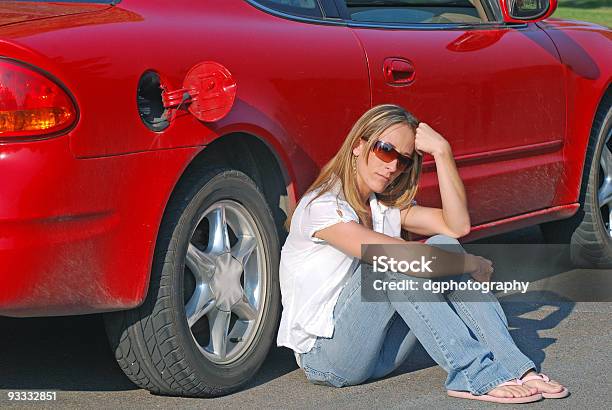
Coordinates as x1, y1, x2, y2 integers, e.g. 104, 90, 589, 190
0, 59, 77, 141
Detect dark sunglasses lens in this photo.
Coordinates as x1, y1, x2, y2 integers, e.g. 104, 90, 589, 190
398, 156, 413, 172
373, 141, 413, 171
373, 141, 395, 162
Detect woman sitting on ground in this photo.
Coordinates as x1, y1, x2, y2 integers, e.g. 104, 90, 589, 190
276, 104, 568, 404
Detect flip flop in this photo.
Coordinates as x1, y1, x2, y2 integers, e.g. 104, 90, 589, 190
521, 372, 569, 399
447, 379, 543, 404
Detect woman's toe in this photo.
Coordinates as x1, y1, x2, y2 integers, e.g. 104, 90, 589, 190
504, 388, 517, 398
520, 386, 534, 397
549, 384, 564, 393
544, 381, 564, 392
550, 379, 563, 388
508, 388, 523, 398
512, 386, 529, 397
526, 379, 564, 393
489, 387, 512, 398
495, 390, 510, 398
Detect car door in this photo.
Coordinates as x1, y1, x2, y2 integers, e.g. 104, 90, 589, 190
233, 0, 372, 196
336, 0, 566, 225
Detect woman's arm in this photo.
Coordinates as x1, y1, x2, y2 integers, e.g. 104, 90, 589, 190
401, 123, 471, 238
313, 220, 483, 278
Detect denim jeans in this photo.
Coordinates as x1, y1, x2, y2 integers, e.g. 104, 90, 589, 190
299, 235, 536, 395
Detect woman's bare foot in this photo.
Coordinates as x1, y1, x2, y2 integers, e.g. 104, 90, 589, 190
487, 381, 538, 399
447, 379, 543, 403
520, 370, 566, 395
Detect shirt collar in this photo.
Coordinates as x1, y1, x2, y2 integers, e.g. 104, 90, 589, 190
369, 192, 389, 214
330, 178, 345, 199
331, 178, 389, 214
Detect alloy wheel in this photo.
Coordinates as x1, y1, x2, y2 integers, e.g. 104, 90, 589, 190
183, 200, 266, 364
598, 120, 612, 238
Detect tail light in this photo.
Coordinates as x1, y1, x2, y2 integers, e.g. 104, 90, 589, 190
0, 59, 77, 141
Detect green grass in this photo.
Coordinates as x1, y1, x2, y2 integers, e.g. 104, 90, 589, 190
552, 0, 612, 27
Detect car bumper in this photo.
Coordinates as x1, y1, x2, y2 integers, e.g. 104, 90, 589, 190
0, 136, 199, 317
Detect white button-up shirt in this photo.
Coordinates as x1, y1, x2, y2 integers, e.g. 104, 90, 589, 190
276, 179, 409, 367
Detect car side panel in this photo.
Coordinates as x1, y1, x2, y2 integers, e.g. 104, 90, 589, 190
0, 136, 200, 317
537, 19, 612, 206
354, 22, 566, 225
0, 0, 368, 195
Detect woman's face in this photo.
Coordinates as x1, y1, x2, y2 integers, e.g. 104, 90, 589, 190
353, 123, 416, 197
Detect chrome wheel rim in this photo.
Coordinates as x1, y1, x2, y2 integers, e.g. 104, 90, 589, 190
598, 115, 612, 238
183, 200, 266, 364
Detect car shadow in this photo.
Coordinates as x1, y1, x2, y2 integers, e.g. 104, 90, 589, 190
499, 295, 575, 370
0, 314, 137, 392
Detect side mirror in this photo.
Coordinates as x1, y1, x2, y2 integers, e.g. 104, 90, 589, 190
499, 0, 557, 23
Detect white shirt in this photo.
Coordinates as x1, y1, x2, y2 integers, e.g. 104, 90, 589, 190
276, 179, 411, 367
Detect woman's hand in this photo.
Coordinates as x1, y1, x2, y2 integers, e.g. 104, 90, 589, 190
465, 253, 494, 283
415, 122, 451, 157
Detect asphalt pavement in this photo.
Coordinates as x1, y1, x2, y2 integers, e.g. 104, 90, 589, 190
1, 226, 610, 409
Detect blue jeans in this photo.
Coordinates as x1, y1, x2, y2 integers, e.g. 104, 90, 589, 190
299, 235, 536, 395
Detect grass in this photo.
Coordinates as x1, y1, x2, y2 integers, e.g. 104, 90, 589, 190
552, 0, 612, 27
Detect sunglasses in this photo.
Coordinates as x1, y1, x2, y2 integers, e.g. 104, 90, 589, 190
365, 138, 415, 172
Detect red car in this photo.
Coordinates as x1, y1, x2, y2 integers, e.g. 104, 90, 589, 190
0, 0, 610, 398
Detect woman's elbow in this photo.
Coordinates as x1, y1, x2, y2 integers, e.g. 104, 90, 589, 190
447, 224, 471, 238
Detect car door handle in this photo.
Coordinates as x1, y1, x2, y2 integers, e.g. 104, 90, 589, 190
383, 58, 416, 85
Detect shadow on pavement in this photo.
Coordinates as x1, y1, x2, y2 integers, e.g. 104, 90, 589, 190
0, 314, 136, 392
502, 295, 575, 370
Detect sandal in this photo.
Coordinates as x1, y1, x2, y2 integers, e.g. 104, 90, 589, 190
447, 379, 543, 404
521, 372, 569, 399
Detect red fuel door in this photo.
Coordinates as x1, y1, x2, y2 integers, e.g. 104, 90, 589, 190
161, 61, 237, 122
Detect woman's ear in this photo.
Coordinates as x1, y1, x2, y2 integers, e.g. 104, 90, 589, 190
352, 139, 365, 157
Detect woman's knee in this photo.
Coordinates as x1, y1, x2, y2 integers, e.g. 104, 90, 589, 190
425, 234, 459, 245
425, 234, 466, 254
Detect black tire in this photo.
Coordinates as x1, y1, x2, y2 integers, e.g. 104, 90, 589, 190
541, 93, 612, 268
104, 166, 281, 397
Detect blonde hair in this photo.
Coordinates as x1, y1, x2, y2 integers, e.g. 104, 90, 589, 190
284, 104, 423, 232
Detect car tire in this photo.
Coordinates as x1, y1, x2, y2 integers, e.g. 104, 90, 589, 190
104, 166, 281, 397
541, 93, 612, 268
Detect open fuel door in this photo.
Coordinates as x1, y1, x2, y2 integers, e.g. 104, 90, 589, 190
161, 61, 237, 122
